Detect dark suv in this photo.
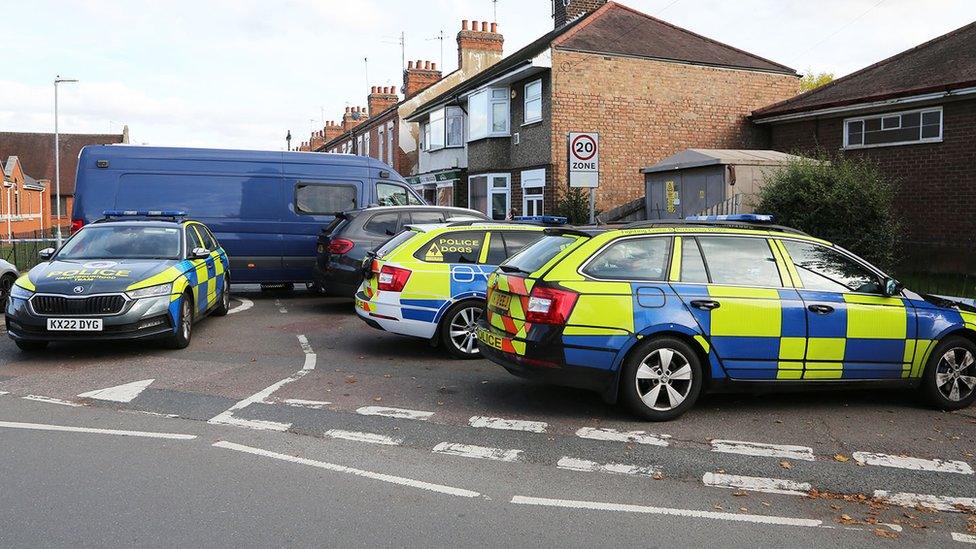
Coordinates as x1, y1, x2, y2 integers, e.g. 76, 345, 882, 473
313, 206, 488, 297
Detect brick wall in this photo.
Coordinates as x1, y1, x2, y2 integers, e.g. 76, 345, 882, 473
549, 49, 800, 211
767, 98, 976, 271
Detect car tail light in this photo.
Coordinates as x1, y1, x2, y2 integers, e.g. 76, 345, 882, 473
70, 218, 85, 233
525, 286, 578, 325
377, 265, 411, 292
328, 238, 354, 255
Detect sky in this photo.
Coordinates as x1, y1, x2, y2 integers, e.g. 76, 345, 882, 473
2, 0, 974, 150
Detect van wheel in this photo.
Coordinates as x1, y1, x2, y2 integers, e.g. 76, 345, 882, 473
620, 336, 703, 421
166, 294, 193, 349
15, 340, 48, 352
212, 279, 230, 317
440, 300, 483, 359
921, 336, 976, 410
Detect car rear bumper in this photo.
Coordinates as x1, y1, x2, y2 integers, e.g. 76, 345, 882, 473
354, 290, 439, 339
313, 256, 364, 297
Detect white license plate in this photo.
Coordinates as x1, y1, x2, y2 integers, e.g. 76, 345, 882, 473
46, 318, 103, 331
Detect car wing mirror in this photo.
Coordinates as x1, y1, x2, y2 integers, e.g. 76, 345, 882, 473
883, 278, 904, 297
191, 247, 210, 259
38, 247, 55, 261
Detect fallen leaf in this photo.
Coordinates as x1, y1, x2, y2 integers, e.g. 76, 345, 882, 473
373, 397, 382, 402
344, 375, 357, 384
732, 490, 748, 497
652, 472, 664, 481
713, 504, 724, 511
739, 507, 748, 512
873, 528, 899, 539
779, 460, 793, 470
761, 502, 771, 507
833, 453, 850, 462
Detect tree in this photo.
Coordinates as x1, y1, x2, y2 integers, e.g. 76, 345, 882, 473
554, 187, 592, 224
800, 71, 834, 92
756, 153, 898, 270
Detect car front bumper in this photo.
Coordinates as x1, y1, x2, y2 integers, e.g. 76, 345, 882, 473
5, 294, 178, 342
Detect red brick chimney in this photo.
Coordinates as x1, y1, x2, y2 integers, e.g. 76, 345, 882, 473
342, 106, 369, 132
552, 0, 607, 28
323, 120, 343, 142
457, 19, 504, 72
402, 59, 442, 98
367, 86, 399, 117
309, 130, 325, 151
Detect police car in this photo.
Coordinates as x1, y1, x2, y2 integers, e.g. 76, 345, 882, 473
477, 215, 976, 421
6, 211, 230, 351
355, 220, 552, 358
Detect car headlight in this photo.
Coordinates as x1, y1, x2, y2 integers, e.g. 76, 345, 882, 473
126, 283, 173, 299
10, 284, 33, 300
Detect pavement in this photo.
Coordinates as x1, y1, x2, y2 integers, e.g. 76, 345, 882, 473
1, 286, 975, 547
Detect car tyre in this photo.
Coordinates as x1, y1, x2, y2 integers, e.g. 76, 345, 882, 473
166, 293, 193, 349
440, 300, 483, 360
921, 335, 976, 411
212, 279, 230, 317
15, 340, 48, 352
620, 336, 703, 421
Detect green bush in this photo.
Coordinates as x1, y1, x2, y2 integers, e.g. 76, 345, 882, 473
554, 187, 592, 224
756, 153, 898, 270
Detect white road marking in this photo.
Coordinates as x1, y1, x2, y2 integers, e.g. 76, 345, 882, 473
77, 379, 154, 403
274, 299, 287, 314
208, 334, 315, 431
575, 427, 671, 447
432, 442, 522, 462
227, 296, 254, 315
22, 395, 83, 407
510, 496, 823, 528
710, 439, 815, 461
953, 532, 976, 544
468, 416, 547, 433
357, 406, 434, 421
0, 391, 8, 396
213, 441, 480, 498
325, 429, 402, 446
853, 451, 973, 474
0, 420, 196, 440
873, 490, 976, 512
702, 472, 812, 496
556, 457, 660, 477
280, 398, 331, 409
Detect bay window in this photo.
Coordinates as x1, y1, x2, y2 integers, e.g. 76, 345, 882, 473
467, 87, 510, 141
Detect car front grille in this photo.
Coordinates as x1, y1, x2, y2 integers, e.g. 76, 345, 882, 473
31, 295, 127, 316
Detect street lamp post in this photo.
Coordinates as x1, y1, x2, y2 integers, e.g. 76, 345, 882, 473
54, 75, 78, 248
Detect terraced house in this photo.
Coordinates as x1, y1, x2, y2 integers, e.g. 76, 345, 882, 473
406, 0, 800, 219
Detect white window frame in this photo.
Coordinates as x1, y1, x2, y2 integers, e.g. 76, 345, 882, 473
445, 106, 464, 148
386, 122, 395, 165
520, 168, 545, 216
843, 106, 943, 149
422, 122, 431, 152
429, 108, 446, 150
378, 126, 384, 163
468, 172, 510, 219
467, 87, 510, 142
523, 79, 542, 125
364, 132, 371, 158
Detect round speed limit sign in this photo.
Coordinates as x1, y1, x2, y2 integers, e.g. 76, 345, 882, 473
568, 132, 599, 188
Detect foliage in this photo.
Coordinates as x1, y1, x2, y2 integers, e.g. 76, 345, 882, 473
756, 153, 898, 270
554, 186, 592, 224
799, 71, 834, 92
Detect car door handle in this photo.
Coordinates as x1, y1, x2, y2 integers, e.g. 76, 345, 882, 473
808, 304, 835, 314
690, 299, 721, 311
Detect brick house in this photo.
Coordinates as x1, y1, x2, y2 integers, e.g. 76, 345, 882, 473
0, 128, 129, 231
406, 1, 799, 219
752, 21, 976, 273
0, 156, 50, 238
299, 20, 505, 204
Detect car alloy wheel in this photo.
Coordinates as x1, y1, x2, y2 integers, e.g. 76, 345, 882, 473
936, 347, 976, 402
181, 299, 192, 340
449, 306, 482, 355
635, 347, 694, 411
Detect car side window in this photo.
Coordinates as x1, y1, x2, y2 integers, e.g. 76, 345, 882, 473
582, 236, 671, 281
185, 226, 205, 256
376, 183, 422, 206
295, 183, 357, 214
484, 233, 507, 265
199, 226, 220, 250
408, 211, 446, 224
363, 213, 400, 236
680, 237, 709, 283
501, 231, 543, 258
412, 231, 485, 264
781, 240, 882, 294
697, 236, 782, 287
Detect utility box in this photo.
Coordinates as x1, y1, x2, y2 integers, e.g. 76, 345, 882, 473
641, 149, 806, 220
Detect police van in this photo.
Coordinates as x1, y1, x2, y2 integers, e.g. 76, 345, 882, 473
73, 145, 424, 287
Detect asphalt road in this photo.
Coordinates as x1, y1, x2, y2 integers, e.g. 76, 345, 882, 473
1, 287, 975, 547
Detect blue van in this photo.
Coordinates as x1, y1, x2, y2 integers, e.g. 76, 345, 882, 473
73, 146, 425, 285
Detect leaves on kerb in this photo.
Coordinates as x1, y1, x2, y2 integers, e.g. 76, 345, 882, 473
756, 152, 899, 271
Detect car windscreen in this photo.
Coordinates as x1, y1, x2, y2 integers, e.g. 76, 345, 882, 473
375, 230, 419, 258
500, 234, 580, 275
57, 226, 182, 260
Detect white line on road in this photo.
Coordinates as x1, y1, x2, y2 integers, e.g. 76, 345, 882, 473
0, 420, 196, 440
556, 457, 660, 477
357, 406, 434, 421
953, 532, 976, 544
227, 296, 254, 315
432, 442, 522, 462
853, 451, 973, 474
22, 395, 83, 407
468, 416, 547, 433
213, 441, 480, 498
873, 490, 976, 512
77, 379, 154, 403
280, 398, 331, 409
510, 495, 824, 528
575, 427, 671, 447
710, 439, 815, 462
325, 429, 402, 446
702, 472, 812, 496
0, 391, 8, 396
208, 334, 316, 431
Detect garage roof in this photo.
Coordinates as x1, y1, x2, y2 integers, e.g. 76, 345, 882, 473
640, 149, 805, 174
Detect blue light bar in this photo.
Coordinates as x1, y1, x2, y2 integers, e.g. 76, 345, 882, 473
685, 214, 773, 222
102, 209, 187, 217
514, 215, 568, 225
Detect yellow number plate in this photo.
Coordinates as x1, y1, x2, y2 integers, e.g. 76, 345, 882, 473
489, 292, 511, 311
477, 327, 505, 350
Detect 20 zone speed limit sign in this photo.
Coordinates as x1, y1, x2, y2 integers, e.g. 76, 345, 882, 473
568, 132, 599, 188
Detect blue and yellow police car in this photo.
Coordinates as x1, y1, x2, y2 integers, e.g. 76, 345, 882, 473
6, 211, 230, 351
478, 215, 976, 421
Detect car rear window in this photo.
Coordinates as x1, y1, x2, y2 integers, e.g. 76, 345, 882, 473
501, 235, 579, 275
375, 230, 418, 258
